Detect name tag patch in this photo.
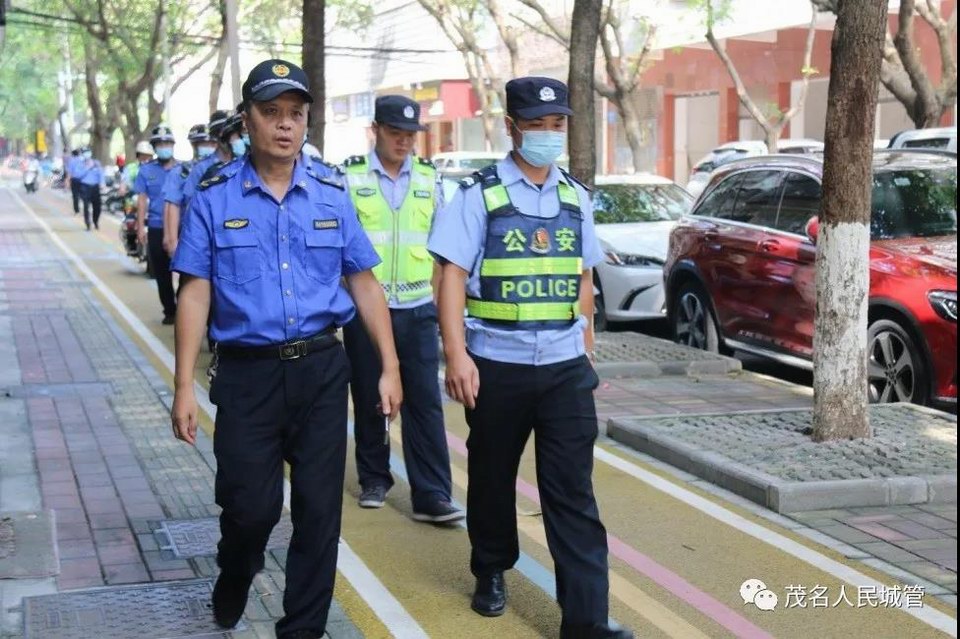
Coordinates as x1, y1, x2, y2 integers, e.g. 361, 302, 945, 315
314, 218, 340, 230
356, 187, 376, 197
223, 219, 249, 229
414, 189, 431, 199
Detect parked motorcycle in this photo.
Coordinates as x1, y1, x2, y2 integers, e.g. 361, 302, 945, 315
23, 168, 39, 194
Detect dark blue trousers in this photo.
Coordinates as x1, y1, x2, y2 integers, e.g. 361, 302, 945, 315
210, 343, 349, 638
466, 354, 609, 626
343, 302, 452, 511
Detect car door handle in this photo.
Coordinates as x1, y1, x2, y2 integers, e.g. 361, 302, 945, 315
759, 239, 782, 253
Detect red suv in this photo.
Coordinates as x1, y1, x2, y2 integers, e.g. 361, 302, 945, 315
665, 151, 957, 408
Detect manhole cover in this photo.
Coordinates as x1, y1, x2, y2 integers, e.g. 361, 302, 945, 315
22, 579, 242, 639
0, 511, 58, 578
157, 518, 293, 558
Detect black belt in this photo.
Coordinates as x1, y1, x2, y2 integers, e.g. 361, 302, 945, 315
217, 327, 339, 361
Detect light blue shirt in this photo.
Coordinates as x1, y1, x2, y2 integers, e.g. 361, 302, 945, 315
162, 160, 193, 208
171, 156, 380, 346
67, 156, 85, 178
76, 159, 104, 187
134, 160, 180, 229
427, 153, 603, 366
180, 153, 228, 211
364, 151, 444, 310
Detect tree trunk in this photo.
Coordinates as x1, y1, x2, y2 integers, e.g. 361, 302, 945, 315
209, 2, 229, 115
812, 0, 889, 442
617, 95, 646, 173
303, 0, 326, 152
567, 0, 603, 185
84, 41, 113, 162
764, 126, 780, 155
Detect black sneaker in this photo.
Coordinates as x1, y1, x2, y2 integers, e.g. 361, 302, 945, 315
358, 485, 387, 508
211, 571, 253, 629
412, 500, 465, 524
162, 314, 175, 325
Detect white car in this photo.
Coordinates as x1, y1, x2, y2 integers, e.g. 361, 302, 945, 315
685, 138, 825, 199
888, 127, 957, 152
592, 174, 695, 330
432, 151, 503, 175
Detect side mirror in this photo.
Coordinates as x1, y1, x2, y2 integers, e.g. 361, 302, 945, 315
805, 216, 820, 243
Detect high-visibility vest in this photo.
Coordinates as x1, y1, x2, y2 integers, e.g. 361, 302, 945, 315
466, 165, 584, 329
344, 155, 436, 303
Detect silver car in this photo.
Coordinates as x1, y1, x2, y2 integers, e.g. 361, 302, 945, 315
592, 174, 694, 330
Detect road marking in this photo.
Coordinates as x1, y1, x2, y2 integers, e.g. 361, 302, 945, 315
593, 445, 958, 636
443, 431, 775, 639
8, 187, 429, 639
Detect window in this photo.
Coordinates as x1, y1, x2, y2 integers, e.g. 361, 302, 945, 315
727, 170, 784, 227
903, 138, 950, 149
776, 173, 821, 235
593, 184, 694, 224
692, 173, 744, 219
870, 167, 957, 239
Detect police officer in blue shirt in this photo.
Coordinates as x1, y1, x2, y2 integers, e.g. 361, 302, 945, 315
75, 147, 104, 231
341, 95, 460, 522
67, 149, 83, 214
170, 59, 402, 639
162, 123, 217, 255
135, 124, 181, 324
429, 77, 632, 639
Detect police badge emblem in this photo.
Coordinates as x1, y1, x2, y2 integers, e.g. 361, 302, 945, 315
403, 105, 416, 119
539, 86, 556, 102
272, 64, 290, 77
530, 227, 551, 254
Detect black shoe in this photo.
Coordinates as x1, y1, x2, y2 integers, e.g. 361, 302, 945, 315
358, 485, 387, 508
412, 500, 464, 524
211, 572, 253, 628
560, 622, 634, 639
162, 314, 175, 325
471, 572, 506, 617
279, 630, 323, 639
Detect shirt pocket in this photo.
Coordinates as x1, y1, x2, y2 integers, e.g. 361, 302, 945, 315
214, 230, 262, 285
302, 228, 345, 283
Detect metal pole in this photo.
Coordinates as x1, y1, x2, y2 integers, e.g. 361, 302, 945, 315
161, 9, 172, 123
226, 0, 242, 105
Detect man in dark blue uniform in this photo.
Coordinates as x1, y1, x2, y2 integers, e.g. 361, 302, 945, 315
170, 59, 402, 639
429, 77, 632, 639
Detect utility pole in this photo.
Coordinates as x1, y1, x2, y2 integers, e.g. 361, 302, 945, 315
160, 8, 172, 124
226, 0, 241, 105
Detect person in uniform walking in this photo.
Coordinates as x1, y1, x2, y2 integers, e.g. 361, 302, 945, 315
429, 77, 632, 639
135, 125, 181, 324
170, 59, 402, 639
161, 123, 217, 255
76, 147, 104, 231
66, 149, 83, 214
341, 95, 461, 522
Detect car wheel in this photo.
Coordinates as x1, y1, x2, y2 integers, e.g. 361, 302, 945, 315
672, 282, 720, 353
867, 319, 927, 405
594, 277, 608, 333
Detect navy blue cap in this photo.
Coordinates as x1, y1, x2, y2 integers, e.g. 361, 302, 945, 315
374, 95, 427, 132
506, 76, 573, 120
242, 59, 313, 104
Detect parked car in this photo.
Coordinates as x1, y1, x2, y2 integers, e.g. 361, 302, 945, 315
664, 151, 957, 408
432, 151, 502, 176
888, 127, 957, 153
685, 139, 826, 199
592, 174, 695, 330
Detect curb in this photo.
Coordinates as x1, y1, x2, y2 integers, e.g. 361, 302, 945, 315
608, 416, 958, 513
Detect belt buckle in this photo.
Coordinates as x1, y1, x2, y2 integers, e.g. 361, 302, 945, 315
279, 340, 307, 361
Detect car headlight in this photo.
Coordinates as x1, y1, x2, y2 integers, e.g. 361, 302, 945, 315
604, 251, 664, 268
929, 291, 958, 322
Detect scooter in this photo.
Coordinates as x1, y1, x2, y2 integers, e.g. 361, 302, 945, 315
23, 169, 39, 194
119, 195, 147, 268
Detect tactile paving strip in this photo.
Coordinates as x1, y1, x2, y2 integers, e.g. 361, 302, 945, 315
22, 579, 243, 639
157, 517, 293, 559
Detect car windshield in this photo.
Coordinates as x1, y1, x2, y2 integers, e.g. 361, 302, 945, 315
592, 183, 694, 224
459, 157, 498, 170
694, 149, 751, 173
871, 167, 957, 239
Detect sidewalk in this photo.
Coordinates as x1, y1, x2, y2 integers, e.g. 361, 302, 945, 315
0, 187, 358, 638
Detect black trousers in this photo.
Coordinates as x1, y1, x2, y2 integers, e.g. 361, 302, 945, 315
70, 179, 81, 213
466, 354, 609, 626
81, 184, 101, 229
342, 302, 452, 510
210, 344, 350, 637
146, 227, 176, 317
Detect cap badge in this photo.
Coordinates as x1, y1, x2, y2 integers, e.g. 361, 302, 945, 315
539, 86, 556, 102
403, 105, 416, 119
272, 64, 290, 78
530, 227, 552, 254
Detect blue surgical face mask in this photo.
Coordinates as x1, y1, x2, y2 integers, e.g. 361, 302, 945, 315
231, 138, 247, 157
156, 147, 174, 161
197, 145, 216, 159
515, 128, 566, 168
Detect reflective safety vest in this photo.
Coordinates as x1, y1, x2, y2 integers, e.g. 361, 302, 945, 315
467, 166, 584, 329
345, 155, 436, 303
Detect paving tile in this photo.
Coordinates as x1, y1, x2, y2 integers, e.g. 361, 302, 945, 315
847, 522, 912, 542
881, 519, 951, 540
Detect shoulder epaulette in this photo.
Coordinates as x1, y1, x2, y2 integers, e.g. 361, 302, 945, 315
343, 155, 366, 167
458, 175, 478, 189
313, 158, 343, 175
416, 156, 435, 169
559, 168, 592, 193
319, 177, 345, 190
460, 164, 499, 190
197, 172, 228, 191
200, 161, 227, 182
179, 163, 192, 178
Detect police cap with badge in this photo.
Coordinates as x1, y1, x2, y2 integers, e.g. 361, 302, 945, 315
374, 95, 427, 132
505, 76, 573, 120
241, 59, 314, 104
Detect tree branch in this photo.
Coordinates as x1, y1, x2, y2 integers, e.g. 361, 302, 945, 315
893, 0, 939, 124
781, 5, 818, 124
511, 13, 569, 48
170, 45, 219, 95
514, 0, 569, 42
